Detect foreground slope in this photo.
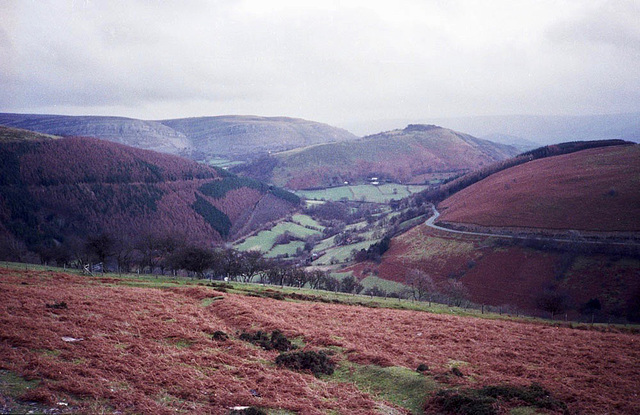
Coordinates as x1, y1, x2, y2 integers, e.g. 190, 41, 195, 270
237, 124, 518, 189
437, 144, 640, 232
1, 268, 638, 414
0, 134, 297, 251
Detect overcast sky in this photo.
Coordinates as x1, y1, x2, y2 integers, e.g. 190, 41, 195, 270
1, 0, 639, 133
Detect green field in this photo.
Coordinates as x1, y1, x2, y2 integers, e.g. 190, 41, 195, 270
265, 241, 305, 258
291, 213, 324, 230
235, 222, 321, 253
313, 239, 380, 265
202, 157, 244, 168
295, 184, 428, 203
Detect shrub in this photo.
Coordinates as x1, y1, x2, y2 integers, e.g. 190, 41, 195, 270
228, 407, 267, 415
212, 331, 228, 341
416, 364, 429, 372
430, 383, 568, 415
239, 330, 296, 352
275, 350, 335, 376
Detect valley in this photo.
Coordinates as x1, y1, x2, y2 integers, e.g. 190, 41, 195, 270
1, 115, 639, 414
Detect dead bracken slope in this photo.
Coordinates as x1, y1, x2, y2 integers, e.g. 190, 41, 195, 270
438, 145, 640, 232
1, 269, 639, 414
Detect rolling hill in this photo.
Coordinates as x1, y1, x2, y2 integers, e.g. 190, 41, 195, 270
160, 115, 359, 159
358, 142, 640, 319
437, 144, 640, 232
0, 113, 358, 161
0, 130, 299, 257
235, 124, 519, 189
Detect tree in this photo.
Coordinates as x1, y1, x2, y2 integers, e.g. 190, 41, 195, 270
406, 269, 435, 301
536, 289, 570, 319
285, 267, 308, 288
173, 246, 215, 279
340, 275, 363, 294
86, 233, 114, 272
237, 250, 266, 283
307, 270, 327, 290
441, 279, 470, 307
263, 262, 288, 287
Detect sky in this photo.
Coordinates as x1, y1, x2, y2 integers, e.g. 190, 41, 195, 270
1, 0, 639, 134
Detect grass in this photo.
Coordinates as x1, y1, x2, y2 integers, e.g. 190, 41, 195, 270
328, 362, 437, 414
265, 241, 305, 258
0, 370, 40, 397
291, 214, 324, 230
313, 240, 380, 265
360, 275, 409, 294
295, 184, 427, 203
3, 261, 632, 329
236, 222, 321, 253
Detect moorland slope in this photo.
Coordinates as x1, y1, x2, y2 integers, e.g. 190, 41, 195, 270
1, 268, 638, 414
437, 144, 640, 232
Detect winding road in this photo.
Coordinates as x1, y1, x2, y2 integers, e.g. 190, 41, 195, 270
425, 204, 639, 247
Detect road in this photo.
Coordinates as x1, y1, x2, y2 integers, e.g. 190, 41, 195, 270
425, 204, 639, 247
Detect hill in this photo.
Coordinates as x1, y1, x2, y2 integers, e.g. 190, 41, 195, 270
0, 134, 298, 257
0, 125, 59, 143
160, 115, 359, 159
362, 143, 640, 319
0, 113, 358, 161
437, 144, 640, 232
346, 113, 640, 145
0, 113, 190, 155
1, 268, 638, 414
235, 124, 518, 189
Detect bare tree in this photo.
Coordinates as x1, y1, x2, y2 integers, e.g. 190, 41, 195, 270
406, 269, 435, 301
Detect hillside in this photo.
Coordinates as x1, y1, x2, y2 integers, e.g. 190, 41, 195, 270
1, 268, 638, 414
160, 115, 359, 159
437, 144, 640, 232
235, 124, 518, 189
0, 113, 358, 161
0, 113, 190, 155
0, 134, 298, 256
361, 143, 640, 319
0, 125, 59, 143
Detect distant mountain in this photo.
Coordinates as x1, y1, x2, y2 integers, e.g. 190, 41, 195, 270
0, 132, 299, 253
235, 124, 519, 189
0, 113, 190, 154
344, 113, 640, 145
0, 113, 358, 161
160, 115, 359, 159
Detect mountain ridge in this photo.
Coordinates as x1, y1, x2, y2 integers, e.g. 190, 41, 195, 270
234, 124, 519, 189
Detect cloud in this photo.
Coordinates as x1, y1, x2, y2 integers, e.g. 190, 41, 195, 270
1, 0, 639, 124
547, 0, 640, 51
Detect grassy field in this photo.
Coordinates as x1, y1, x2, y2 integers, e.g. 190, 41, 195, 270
236, 222, 322, 253
296, 184, 428, 203
291, 213, 324, 230
313, 240, 380, 265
